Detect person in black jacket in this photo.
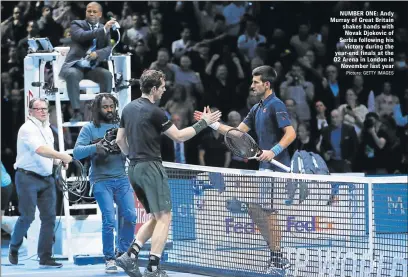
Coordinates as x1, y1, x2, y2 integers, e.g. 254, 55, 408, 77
59, 2, 116, 121
320, 109, 358, 173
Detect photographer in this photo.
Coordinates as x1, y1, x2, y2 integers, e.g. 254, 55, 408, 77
357, 112, 398, 174
280, 63, 314, 123
73, 94, 136, 273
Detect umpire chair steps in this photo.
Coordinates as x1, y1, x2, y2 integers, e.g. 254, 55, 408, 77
24, 47, 132, 262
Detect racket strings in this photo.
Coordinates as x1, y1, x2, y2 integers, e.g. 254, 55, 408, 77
225, 129, 259, 158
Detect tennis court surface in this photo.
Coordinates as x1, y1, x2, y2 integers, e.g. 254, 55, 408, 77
2, 163, 407, 277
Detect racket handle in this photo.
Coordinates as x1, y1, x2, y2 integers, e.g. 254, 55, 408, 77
269, 159, 291, 172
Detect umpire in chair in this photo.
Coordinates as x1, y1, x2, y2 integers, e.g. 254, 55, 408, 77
59, 2, 117, 121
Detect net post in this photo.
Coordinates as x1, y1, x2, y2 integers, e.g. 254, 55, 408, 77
367, 179, 374, 260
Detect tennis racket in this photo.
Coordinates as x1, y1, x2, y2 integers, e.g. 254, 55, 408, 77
224, 128, 291, 172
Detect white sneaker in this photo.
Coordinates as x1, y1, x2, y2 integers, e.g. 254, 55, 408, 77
105, 259, 118, 274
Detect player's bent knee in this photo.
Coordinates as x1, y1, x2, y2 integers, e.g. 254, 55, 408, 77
153, 210, 172, 224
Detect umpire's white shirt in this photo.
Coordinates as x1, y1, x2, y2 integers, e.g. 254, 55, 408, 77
14, 116, 55, 176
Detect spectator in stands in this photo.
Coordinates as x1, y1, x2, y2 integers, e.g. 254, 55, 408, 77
338, 89, 368, 138
280, 63, 314, 122
119, 2, 133, 30
172, 55, 204, 102
222, 1, 247, 37
130, 39, 153, 78
318, 65, 345, 113
199, 108, 231, 167
161, 113, 189, 164
311, 100, 329, 142
357, 112, 398, 174
297, 49, 324, 88
284, 98, 299, 132
59, 27, 73, 46
164, 84, 195, 128
4, 46, 21, 75
2, 88, 25, 173
199, 14, 233, 55
149, 48, 176, 87
1, 72, 13, 98
59, 2, 117, 122
36, 5, 63, 47
171, 26, 195, 60
16, 20, 39, 61
289, 22, 317, 57
376, 82, 399, 115
239, 90, 261, 119
290, 122, 317, 156
52, 1, 77, 30
122, 13, 149, 47
320, 109, 358, 173
227, 111, 250, 169
1, 6, 25, 48
203, 58, 245, 120
192, 1, 216, 38
237, 15, 266, 62
145, 18, 167, 55
394, 88, 408, 128
190, 42, 211, 78
349, 75, 370, 108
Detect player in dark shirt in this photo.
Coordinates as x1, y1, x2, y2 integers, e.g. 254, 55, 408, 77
195, 65, 296, 273
115, 69, 221, 277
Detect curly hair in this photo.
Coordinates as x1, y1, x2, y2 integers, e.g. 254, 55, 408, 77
90, 93, 119, 128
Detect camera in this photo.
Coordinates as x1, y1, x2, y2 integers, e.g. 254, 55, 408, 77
364, 116, 376, 129
290, 73, 299, 84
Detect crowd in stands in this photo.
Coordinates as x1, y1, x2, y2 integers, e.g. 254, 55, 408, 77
2, 1, 408, 189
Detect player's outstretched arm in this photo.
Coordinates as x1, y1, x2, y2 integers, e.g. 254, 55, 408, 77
165, 108, 222, 142
116, 128, 129, 155
193, 107, 250, 135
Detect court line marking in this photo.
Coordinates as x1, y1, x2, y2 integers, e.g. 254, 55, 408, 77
2, 267, 105, 276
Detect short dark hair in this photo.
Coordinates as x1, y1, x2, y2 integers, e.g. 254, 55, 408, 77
42, 5, 52, 13
252, 65, 277, 86
29, 98, 49, 109
285, 98, 297, 106
139, 70, 166, 94
87, 2, 102, 12
366, 112, 380, 121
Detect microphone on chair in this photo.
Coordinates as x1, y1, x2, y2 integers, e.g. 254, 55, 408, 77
107, 12, 120, 31
107, 11, 121, 58
31, 82, 58, 94
32, 82, 47, 87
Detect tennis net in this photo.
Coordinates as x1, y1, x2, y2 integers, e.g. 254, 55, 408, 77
136, 162, 407, 277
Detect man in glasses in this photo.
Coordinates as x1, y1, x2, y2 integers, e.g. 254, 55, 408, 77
9, 98, 73, 268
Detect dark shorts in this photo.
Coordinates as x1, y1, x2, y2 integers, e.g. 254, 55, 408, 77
128, 161, 172, 214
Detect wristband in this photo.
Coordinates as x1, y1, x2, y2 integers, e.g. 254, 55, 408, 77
271, 144, 283, 156
192, 119, 208, 134
209, 122, 220, 130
